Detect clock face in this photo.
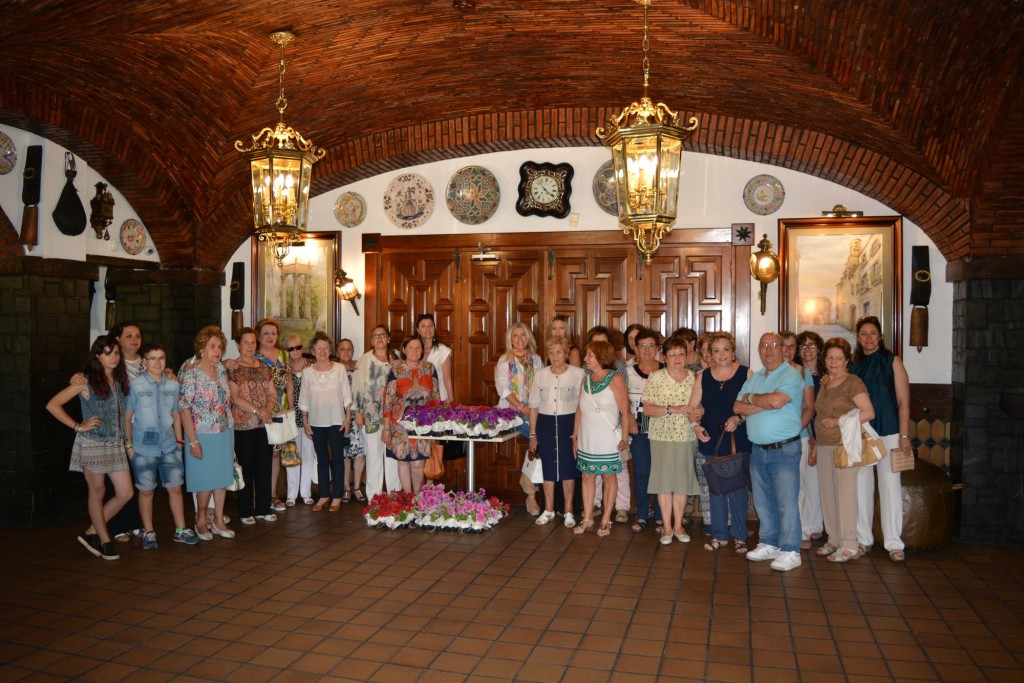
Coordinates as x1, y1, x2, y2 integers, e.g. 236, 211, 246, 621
0, 131, 16, 175
516, 161, 573, 219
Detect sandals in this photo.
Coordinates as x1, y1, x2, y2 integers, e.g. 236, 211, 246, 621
573, 519, 594, 535
734, 539, 748, 554
816, 543, 839, 556
597, 521, 612, 537
654, 521, 665, 536
341, 490, 352, 503
828, 548, 861, 563
631, 519, 648, 533
353, 489, 366, 503
704, 539, 724, 552
889, 549, 906, 562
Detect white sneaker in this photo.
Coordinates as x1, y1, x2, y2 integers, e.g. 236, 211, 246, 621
563, 513, 576, 529
770, 551, 802, 572
535, 510, 556, 526
746, 543, 781, 561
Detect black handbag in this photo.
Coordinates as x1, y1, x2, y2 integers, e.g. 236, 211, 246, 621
701, 430, 750, 495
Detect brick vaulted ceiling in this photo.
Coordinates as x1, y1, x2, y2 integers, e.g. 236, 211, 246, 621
0, 0, 1021, 270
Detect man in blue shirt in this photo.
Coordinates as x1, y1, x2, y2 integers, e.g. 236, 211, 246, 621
734, 332, 805, 571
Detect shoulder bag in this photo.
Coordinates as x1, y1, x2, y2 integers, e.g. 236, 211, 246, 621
701, 429, 750, 495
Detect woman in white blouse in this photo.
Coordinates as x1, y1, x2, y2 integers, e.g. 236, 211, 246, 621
495, 322, 544, 514
416, 313, 453, 402
528, 337, 585, 527
299, 333, 352, 512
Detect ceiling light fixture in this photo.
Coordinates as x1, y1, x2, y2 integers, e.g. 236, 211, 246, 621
596, 0, 698, 266
235, 30, 325, 268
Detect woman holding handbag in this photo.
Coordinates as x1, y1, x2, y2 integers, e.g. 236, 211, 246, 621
573, 340, 630, 537
300, 333, 353, 511
495, 323, 544, 515
813, 338, 875, 562
284, 335, 315, 506
689, 332, 753, 553
354, 325, 399, 499
254, 318, 294, 513
227, 327, 277, 526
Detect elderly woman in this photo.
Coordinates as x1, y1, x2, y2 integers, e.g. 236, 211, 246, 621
382, 336, 440, 494
849, 315, 911, 562
336, 338, 366, 502
795, 330, 826, 547
643, 335, 700, 545
573, 340, 630, 536
528, 336, 585, 527
227, 327, 278, 525
177, 325, 235, 541
47, 335, 133, 560
284, 334, 315, 506
547, 315, 583, 367
689, 332, 753, 553
586, 326, 631, 524
495, 322, 544, 514
626, 327, 664, 533
814, 338, 874, 562
254, 318, 294, 513
353, 324, 399, 499
300, 333, 353, 511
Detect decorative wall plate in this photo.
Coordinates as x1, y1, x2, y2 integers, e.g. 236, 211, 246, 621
119, 218, 146, 255
592, 160, 618, 216
383, 173, 434, 229
743, 174, 785, 215
0, 130, 16, 175
446, 166, 500, 224
334, 191, 366, 228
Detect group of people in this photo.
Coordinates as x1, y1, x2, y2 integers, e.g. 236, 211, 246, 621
502, 315, 912, 571
49, 312, 911, 572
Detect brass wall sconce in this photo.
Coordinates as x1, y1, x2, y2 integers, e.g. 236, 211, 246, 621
750, 234, 780, 316
334, 268, 361, 314
821, 204, 863, 218
89, 182, 115, 240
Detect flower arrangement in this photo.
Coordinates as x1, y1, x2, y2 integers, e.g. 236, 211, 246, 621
399, 402, 523, 438
363, 483, 510, 532
363, 490, 417, 529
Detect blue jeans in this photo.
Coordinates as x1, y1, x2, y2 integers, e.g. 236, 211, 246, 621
311, 426, 348, 499
749, 440, 801, 552
710, 487, 749, 542
630, 432, 661, 522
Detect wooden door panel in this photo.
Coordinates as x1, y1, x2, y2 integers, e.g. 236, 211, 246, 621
376, 254, 457, 343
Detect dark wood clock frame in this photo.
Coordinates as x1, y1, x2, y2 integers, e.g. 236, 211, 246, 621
515, 161, 573, 219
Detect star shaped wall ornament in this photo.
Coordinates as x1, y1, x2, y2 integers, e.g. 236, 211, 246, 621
732, 223, 755, 246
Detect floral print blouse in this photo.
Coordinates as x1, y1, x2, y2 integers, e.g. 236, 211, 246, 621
353, 352, 393, 434
256, 349, 289, 409
227, 364, 275, 431
642, 368, 697, 443
178, 363, 233, 434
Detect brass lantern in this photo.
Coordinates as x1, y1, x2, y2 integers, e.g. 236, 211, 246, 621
235, 31, 325, 268
596, 0, 698, 265
750, 234, 781, 316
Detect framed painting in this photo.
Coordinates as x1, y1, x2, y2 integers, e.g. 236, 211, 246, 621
779, 216, 902, 355
252, 232, 341, 347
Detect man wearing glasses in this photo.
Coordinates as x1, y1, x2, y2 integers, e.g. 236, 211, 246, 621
733, 332, 805, 571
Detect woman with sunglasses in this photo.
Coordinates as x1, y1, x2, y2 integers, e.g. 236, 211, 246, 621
794, 330, 826, 548
353, 325, 400, 499
284, 335, 315, 506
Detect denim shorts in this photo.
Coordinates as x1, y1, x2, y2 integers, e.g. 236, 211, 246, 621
130, 448, 185, 491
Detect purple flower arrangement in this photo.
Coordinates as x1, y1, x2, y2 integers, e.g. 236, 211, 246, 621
399, 403, 523, 438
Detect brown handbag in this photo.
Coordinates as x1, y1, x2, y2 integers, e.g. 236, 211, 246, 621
424, 442, 445, 479
890, 447, 915, 473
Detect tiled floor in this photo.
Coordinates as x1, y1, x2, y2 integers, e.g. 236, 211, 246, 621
2, 497, 1023, 682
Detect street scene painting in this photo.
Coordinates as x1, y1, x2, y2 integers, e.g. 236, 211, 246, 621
779, 216, 902, 355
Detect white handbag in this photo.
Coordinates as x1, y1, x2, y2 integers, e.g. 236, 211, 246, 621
521, 450, 544, 484
265, 410, 299, 445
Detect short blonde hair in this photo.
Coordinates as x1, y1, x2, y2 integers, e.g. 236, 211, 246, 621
193, 325, 227, 358
544, 336, 570, 358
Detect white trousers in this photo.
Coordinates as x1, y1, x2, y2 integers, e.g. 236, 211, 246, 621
799, 436, 823, 539
594, 469, 632, 510
364, 429, 400, 499
285, 430, 316, 500
856, 432, 905, 551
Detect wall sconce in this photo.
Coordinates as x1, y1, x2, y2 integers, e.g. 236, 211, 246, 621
89, 182, 115, 240
750, 234, 780, 316
334, 268, 361, 315
821, 204, 863, 218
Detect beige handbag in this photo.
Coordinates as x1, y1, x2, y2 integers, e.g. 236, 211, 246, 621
833, 427, 885, 469
890, 447, 915, 473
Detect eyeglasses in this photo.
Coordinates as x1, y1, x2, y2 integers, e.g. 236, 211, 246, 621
782, 343, 796, 349
799, 343, 818, 350
758, 342, 782, 349
371, 333, 388, 339
666, 352, 686, 358
285, 345, 303, 352
637, 343, 658, 349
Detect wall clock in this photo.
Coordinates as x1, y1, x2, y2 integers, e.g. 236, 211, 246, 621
383, 173, 434, 229
592, 160, 618, 217
334, 191, 366, 228
516, 161, 573, 219
0, 131, 16, 175
743, 174, 785, 215
446, 165, 500, 225
119, 219, 147, 255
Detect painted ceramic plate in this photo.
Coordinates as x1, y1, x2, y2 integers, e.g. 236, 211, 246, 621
334, 192, 366, 228
743, 174, 785, 215
119, 219, 146, 255
592, 160, 618, 216
446, 166, 500, 225
0, 130, 16, 175
383, 173, 434, 229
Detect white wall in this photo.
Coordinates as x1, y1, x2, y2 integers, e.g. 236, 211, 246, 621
221, 148, 953, 384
